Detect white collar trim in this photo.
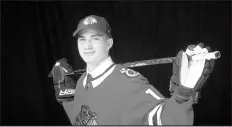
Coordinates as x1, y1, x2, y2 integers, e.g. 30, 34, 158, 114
83, 57, 115, 88
86, 56, 114, 78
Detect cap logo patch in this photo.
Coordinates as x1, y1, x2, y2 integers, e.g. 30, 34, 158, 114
83, 17, 97, 25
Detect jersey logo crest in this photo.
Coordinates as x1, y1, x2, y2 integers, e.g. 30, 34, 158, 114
83, 17, 97, 25
73, 105, 98, 126
120, 68, 140, 77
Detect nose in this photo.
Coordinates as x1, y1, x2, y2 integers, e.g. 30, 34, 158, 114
84, 39, 93, 49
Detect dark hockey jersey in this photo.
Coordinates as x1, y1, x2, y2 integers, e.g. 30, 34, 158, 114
62, 64, 194, 125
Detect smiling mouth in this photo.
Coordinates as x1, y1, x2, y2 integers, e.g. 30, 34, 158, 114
84, 51, 96, 55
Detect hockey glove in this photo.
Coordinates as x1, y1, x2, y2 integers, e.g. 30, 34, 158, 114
169, 43, 215, 104
48, 58, 77, 104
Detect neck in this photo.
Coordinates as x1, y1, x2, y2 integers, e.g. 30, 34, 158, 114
87, 55, 109, 73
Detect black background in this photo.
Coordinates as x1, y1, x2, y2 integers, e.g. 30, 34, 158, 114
1, 1, 231, 125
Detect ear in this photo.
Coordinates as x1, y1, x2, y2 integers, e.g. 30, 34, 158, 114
106, 38, 113, 50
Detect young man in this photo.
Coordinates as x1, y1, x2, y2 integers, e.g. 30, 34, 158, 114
50, 15, 215, 125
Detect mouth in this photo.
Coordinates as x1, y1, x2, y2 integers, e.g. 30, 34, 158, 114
83, 51, 96, 55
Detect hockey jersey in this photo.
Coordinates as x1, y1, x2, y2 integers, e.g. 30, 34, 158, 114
62, 58, 194, 125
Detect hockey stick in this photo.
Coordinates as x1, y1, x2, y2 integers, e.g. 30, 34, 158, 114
123, 57, 175, 68
123, 50, 221, 68
66, 57, 175, 75
67, 51, 221, 75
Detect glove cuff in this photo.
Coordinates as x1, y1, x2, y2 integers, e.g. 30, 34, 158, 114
172, 84, 200, 104
54, 84, 75, 104
54, 75, 77, 104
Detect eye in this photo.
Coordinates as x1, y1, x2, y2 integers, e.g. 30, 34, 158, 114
92, 37, 101, 41
78, 38, 86, 42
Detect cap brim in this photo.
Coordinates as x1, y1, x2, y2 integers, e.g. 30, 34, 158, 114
73, 29, 79, 37
74, 28, 106, 37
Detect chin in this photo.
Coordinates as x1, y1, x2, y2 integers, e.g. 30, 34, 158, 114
83, 57, 96, 64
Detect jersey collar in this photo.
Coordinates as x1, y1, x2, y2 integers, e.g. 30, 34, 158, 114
84, 56, 115, 88
86, 56, 114, 78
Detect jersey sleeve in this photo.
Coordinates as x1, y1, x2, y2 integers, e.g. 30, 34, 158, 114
142, 86, 194, 125
62, 73, 86, 123
155, 95, 194, 125
120, 67, 194, 125
62, 101, 74, 121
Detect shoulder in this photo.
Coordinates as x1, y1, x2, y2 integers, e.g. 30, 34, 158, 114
75, 72, 86, 85
113, 64, 150, 86
114, 64, 165, 100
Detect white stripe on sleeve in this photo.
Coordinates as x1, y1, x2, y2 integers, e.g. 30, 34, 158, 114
157, 104, 163, 125
148, 104, 162, 125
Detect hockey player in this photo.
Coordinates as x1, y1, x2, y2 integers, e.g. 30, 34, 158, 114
49, 15, 215, 125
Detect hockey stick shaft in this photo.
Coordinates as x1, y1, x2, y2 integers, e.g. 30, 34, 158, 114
122, 57, 176, 68
71, 51, 220, 74
123, 51, 221, 67
69, 57, 176, 74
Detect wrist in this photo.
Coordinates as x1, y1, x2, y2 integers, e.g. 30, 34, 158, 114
173, 85, 193, 103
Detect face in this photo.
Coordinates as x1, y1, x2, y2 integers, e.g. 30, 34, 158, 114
77, 29, 113, 66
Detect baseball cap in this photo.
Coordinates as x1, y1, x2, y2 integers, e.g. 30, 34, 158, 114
73, 15, 111, 37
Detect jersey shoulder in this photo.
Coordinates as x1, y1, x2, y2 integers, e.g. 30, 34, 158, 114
115, 64, 150, 86
74, 72, 86, 87
115, 64, 165, 100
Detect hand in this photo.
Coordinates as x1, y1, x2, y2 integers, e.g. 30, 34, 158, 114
48, 58, 76, 104
169, 43, 215, 103
48, 58, 73, 84
180, 43, 207, 88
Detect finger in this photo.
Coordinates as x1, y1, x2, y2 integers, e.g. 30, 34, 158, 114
197, 58, 206, 69
186, 48, 195, 56
182, 52, 189, 69
192, 46, 207, 61
185, 58, 205, 88
61, 66, 68, 73
55, 62, 60, 66
53, 67, 63, 82
202, 60, 215, 75
197, 59, 206, 78
195, 52, 206, 75
59, 67, 66, 83
193, 45, 203, 55
59, 58, 68, 67
205, 46, 211, 52
198, 42, 204, 48
181, 52, 189, 84
188, 47, 204, 76
202, 48, 209, 54
59, 58, 67, 63
187, 45, 196, 51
